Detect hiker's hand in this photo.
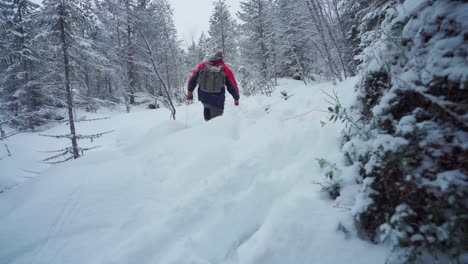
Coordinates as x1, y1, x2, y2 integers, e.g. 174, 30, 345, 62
234, 100, 239, 106
187, 91, 193, 101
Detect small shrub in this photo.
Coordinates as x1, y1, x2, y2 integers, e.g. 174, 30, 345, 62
314, 158, 342, 200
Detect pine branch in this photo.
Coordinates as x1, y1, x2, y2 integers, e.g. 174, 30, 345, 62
39, 130, 114, 140
0, 112, 36, 126
78, 145, 101, 153
0, 117, 17, 126
39, 147, 75, 154
39, 133, 73, 139
75, 130, 114, 140
41, 145, 101, 164
61, 117, 112, 124
43, 155, 75, 165
42, 149, 73, 162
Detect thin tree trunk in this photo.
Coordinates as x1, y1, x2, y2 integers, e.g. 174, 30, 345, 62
331, 0, 356, 76
96, 74, 101, 95
221, 20, 226, 57
164, 49, 172, 92
126, 0, 135, 104
286, 38, 308, 86
313, 0, 348, 78
305, 0, 342, 82
59, 7, 79, 159
115, 21, 130, 112
107, 74, 112, 94
84, 68, 91, 96
257, 1, 269, 81
0, 124, 5, 139
137, 27, 176, 120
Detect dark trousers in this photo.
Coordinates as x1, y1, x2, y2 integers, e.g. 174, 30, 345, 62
203, 104, 224, 121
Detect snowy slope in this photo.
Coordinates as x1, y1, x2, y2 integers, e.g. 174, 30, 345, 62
0, 78, 389, 264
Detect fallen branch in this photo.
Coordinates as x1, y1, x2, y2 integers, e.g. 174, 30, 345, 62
21, 169, 41, 175
4, 144, 11, 157
0, 130, 23, 140
333, 202, 352, 211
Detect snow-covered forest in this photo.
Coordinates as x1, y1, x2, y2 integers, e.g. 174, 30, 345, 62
1, 0, 467, 263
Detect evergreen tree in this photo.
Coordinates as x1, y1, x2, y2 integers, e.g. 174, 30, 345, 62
208, 0, 238, 62
185, 39, 200, 75
94, 0, 135, 110
0, 0, 41, 128
338, 0, 467, 262
33, 0, 101, 160
238, 0, 275, 95
197, 31, 210, 61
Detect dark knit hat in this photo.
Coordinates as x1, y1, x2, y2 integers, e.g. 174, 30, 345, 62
209, 51, 224, 62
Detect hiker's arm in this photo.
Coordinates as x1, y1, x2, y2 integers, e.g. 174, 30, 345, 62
187, 63, 206, 92
223, 67, 240, 101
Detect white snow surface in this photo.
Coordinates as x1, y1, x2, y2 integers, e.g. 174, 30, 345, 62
0, 78, 389, 264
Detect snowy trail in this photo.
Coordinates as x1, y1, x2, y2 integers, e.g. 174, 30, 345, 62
0, 78, 388, 264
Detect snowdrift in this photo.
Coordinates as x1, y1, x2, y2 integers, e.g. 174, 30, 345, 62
0, 78, 388, 264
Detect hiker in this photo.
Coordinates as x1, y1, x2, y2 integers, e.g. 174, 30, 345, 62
187, 51, 240, 121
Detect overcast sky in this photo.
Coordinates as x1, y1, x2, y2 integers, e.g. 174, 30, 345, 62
170, 0, 241, 48
31, 0, 241, 48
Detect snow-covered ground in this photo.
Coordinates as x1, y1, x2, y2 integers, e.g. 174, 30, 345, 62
0, 78, 389, 264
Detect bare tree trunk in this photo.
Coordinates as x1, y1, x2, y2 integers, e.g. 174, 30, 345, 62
19, 21, 29, 86
115, 21, 130, 112
331, 0, 357, 76
107, 74, 112, 94
84, 68, 91, 96
221, 20, 226, 57
312, 0, 349, 79
164, 49, 172, 92
285, 38, 308, 86
305, 0, 342, 82
96, 74, 101, 96
126, 0, 135, 104
0, 124, 5, 139
59, 7, 79, 159
257, 1, 269, 81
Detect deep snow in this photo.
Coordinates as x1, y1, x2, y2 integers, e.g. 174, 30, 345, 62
0, 78, 389, 264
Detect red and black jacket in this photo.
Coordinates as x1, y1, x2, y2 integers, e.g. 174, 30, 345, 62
188, 60, 240, 109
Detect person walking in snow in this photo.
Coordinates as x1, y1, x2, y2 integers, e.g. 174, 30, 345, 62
187, 51, 240, 121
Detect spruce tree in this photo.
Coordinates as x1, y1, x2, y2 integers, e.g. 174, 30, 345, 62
0, 0, 40, 128
238, 0, 275, 94
208, 0, 238, 62
34, 0, 100, 160
197, 31, 210, 61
